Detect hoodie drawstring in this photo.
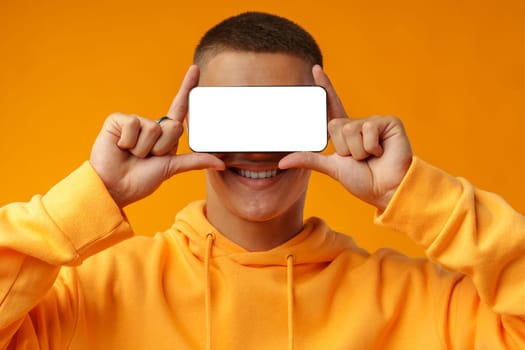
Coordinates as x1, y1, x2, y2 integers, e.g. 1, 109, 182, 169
286, 254, 295, 350
204, 234, 295, 350
205, 233, 215, 350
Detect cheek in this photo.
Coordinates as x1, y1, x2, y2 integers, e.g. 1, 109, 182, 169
288, 170, 311, 204
205, 170, 226, 196
287, 169, 311, 192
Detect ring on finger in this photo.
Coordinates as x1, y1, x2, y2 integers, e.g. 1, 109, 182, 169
156, 116, 172, 124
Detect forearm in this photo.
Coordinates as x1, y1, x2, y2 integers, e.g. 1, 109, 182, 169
377, 157, 525, 315
0, 162, 132, 340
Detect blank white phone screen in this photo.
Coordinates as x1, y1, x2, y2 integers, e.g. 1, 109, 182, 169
188, 86, 327, 152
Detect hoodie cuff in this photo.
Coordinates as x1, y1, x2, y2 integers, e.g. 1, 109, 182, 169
375, 157, 464, 248
42, 161, 133, 263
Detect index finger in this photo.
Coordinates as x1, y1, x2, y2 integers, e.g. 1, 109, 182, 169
312, 65, 348, 121
166, 65, 201, 122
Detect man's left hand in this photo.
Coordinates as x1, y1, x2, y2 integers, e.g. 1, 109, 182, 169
279, 65, 413, 212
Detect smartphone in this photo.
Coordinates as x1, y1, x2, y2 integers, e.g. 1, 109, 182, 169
188, 86, 327, 152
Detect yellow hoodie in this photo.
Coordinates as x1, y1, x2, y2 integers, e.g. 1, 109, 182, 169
0, 157, 524, 349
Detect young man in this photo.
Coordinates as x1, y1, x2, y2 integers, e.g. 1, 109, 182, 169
1, 12, 524, 349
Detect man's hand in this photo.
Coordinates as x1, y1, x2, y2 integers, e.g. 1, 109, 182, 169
89, 65, 225, 208
279, 65, 413, 212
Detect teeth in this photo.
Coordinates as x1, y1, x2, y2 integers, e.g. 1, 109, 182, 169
237, 169, 279, 179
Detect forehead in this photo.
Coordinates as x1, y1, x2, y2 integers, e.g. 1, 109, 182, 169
198, 51, 314, 86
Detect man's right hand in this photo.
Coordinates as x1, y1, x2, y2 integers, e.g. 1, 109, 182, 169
89, 65, 225, 208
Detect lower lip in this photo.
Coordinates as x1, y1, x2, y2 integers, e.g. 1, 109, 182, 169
227, 168, 287, 189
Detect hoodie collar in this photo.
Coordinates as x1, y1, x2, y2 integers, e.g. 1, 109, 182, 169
171, 201, 362, 266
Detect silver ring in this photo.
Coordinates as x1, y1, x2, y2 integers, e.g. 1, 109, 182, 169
156, 116, 172, 124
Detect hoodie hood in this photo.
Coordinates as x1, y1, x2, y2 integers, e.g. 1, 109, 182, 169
171, 200, 365, 267
170, 201, 368, 350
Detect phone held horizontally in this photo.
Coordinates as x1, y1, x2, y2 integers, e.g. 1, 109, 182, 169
188, 86, 327, 153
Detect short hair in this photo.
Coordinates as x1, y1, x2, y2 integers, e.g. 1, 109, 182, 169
194, 12, 323, 68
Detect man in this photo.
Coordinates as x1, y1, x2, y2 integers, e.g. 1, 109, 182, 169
1, 11, 524, 349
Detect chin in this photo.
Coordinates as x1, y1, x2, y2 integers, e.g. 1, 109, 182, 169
205, 167, 309, 225
231, 200, 285, 223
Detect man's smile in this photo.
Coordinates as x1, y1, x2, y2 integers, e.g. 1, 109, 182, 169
215, 152, 290, 181
232, 168, 283, 179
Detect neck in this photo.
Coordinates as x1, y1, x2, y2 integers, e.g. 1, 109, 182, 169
205, 196, 306, 252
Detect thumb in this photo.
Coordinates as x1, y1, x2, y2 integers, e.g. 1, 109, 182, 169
279, 152, 337, 179
165, 153, 225, 178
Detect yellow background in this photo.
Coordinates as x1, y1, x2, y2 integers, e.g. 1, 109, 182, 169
2, 0, 524, 257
